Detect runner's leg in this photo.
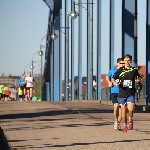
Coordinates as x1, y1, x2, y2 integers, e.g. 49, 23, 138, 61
111, 94, 121, 129
127, 96, 135, 129
118, 98, 128, 132
29, 87, 33, 100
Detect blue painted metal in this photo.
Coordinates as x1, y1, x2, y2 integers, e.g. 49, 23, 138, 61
64, 1, 69, 101
96, 0, 102, 100
50, 37, 54, 101
90, 0, 94, 99
146, 0, 150, 105
53, 29, 60, 101
45, 82, 50, 101
43, 0, 149, 103
71, 0, 75, 100
50, 11, 54, 101
59, 8, 62, 101
87, 0, 91, 100
78, 0, 83, 100
52, 0, 63, 101
122, 0, 135, 63
109, 0, 115, 70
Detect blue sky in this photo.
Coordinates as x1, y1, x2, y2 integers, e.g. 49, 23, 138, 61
61, 0, 146, 77
0, 0, 49, 76
0, 0, 146, 77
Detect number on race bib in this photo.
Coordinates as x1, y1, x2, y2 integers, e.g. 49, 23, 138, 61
123, 80, 132, 88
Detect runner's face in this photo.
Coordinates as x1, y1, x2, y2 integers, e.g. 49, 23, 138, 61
28, 72, 31, 76
118, 61, 125, 68
124, 57, 131, 67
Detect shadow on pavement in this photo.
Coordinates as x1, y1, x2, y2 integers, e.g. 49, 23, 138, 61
0, 127, 11, 150
7, 139, 150, 149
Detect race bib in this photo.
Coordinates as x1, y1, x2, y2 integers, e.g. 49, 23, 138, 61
123, 80, 132, 88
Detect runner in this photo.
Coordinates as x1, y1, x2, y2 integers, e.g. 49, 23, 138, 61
112, 54, 140, 132
18, 86, 23, 101
106, 58, 124, 130
18, 74, 26, 100
25, 72, 34, 101
5, 87, 11, 101
0, 83, 4, 101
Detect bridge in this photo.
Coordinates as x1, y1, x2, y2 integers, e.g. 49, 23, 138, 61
39, 0, 150, 105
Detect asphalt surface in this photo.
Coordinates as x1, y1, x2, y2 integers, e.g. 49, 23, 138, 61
0, 100, 150, 150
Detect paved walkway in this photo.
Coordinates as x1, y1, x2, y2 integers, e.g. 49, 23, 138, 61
0, 100, 150, 150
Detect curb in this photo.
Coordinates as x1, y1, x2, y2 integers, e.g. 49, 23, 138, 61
68, 99, 150, 112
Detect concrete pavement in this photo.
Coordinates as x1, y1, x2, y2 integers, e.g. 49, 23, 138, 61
0, 100, 150, 150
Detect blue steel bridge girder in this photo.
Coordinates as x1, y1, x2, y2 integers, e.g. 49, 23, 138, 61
146, 0, 150, 105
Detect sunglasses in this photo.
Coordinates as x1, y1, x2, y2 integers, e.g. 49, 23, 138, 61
120, 63, 125, 64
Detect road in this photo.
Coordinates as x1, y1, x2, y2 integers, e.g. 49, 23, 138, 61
0, 101, 150, 150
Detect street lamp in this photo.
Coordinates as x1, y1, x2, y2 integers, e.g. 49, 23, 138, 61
30, 61, 40, 76
38, 49, 44, 100
68, 1, 94, 99
51, 27, 58, 40
67, 1, 79, 19
31, 51, 43, 100
31, 51, 43, 76
50, 13, 70, 101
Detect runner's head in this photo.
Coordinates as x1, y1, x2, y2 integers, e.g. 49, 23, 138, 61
124, 54, 132, 67
117, 58, 124, 69
22, 74, 25, 78
28, 72, 31, 77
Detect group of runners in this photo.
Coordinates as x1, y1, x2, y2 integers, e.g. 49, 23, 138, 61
0, 85, 11, 101
106, 54, 142, 132
18, 72, 34, 101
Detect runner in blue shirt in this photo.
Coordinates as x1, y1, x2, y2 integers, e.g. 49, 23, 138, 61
106, 58, 125, 130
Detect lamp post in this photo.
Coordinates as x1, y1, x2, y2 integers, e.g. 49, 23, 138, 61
30, 61, 40, 76
51, 14, 70, 101
31, 51, 43, 100
68, 1, 94, 99
24, 64, 31, 74
38, 49, 44, 100
33, 69, 41, 97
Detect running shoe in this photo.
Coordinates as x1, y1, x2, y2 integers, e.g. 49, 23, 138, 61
117, 122, 121, 130
123, 126, 128, 132
114, 122, 121, 130
128, 120, 133, 130
114, 121, 118, 130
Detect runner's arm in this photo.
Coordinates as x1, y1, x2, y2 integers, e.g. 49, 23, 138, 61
112, 69, 121, 86
135, 69, 141, 83
106, 71, 112, 87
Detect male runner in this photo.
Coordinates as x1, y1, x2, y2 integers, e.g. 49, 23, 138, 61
106, 58, 124, 130
112, 54, 140, 132
18, 74, 26, 100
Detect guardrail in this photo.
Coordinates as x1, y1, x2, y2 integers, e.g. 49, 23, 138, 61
72, 84, 146, 100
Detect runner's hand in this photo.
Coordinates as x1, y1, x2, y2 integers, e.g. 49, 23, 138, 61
108, 82, 112, 87
113, 81, 119, 86
135, 76, 140, 83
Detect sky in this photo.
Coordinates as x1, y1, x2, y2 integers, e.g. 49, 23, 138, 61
0, 0, 147, 77
60, 0, 146, 77
0, 0, 49, 76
